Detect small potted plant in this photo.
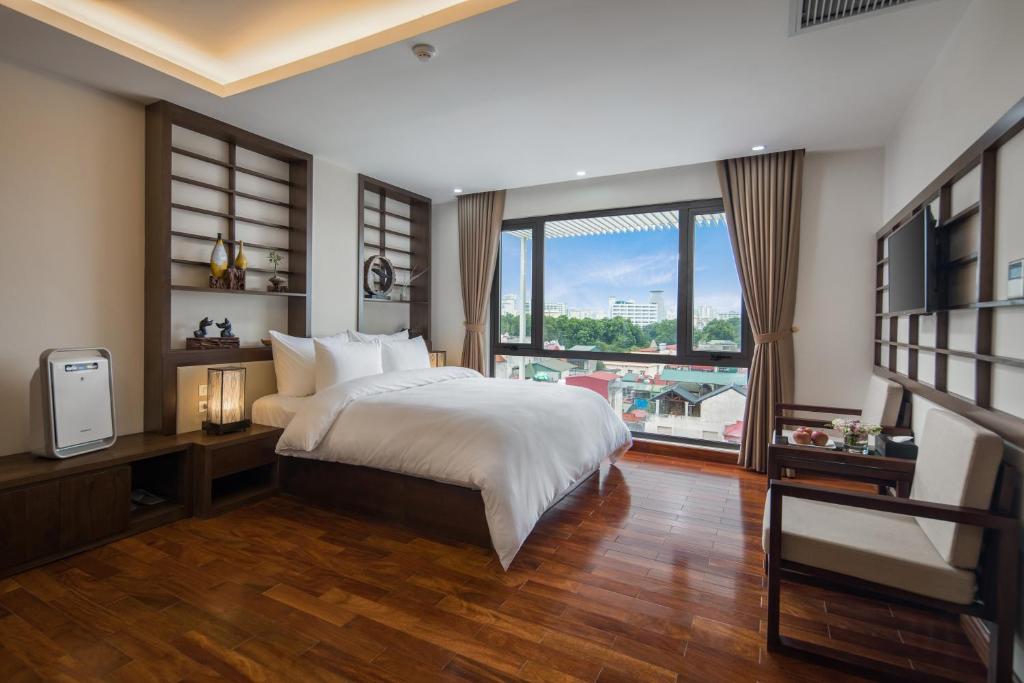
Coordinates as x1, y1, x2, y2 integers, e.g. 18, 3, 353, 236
266, 250, 285, 292
830, 418, 882, 452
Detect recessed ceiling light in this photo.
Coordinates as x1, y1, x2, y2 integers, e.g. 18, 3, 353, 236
576, 170, 587, 177
453, 188, 463, 194
751, 145, 766, 152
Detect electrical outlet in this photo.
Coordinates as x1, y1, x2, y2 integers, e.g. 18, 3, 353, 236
198, 400, 207, 415
198, 383, 208, 398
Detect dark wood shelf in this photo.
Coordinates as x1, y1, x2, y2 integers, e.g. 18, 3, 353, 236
876, 257, 889, 266
873, 339, 1024, 370
129, 501, 186, 532
171, 258, 291, 275
946, 298, 1024, 311
171, 174, 292, 208
170, 284, 305, 297
171, 146, 291, 186
875, 285, 888, 292
363, 298, 429, 305
171, 203, 292, 231
937, 201, 980, 229
364, 224, 418, 240
364, 243, 413, 256
939, 252, 979, 270
364, 206, 413, 222
170, 230, 292, 253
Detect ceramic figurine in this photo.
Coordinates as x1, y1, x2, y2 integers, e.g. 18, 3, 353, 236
193, 317, 213, 338
210, 233, 228, 278
216, 318, 234, 338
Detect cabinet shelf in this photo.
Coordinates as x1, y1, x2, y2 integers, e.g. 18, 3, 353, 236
171, 258, 291, 275
363, 298, 429, 305
171, 285, 305, 297
171, 174, 292, 208
171, 203, 292, 231
171, 146, 292, 186
170, 230, 292, 254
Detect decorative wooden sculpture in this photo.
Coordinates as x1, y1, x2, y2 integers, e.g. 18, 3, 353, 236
192, 317, 213, 338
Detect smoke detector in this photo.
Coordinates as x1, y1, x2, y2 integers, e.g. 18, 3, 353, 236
412, 44, 437, 62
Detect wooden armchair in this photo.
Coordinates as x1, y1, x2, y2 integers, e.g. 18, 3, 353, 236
776, 374, 910, 436
763, 409, 1018, 683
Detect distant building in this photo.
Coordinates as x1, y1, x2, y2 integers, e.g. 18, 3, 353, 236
607, 292, 663, 326
501, 293, 517, 316
544, 302, 568, 317
568, 308, 601, 320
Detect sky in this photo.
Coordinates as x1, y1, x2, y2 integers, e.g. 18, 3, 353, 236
499, 214, 742, 317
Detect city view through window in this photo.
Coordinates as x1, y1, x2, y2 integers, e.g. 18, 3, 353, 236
494, 208, 749, 445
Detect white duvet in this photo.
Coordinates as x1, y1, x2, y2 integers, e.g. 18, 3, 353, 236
277, 367, 632, 568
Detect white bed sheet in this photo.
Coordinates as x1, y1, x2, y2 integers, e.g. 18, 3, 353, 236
277, 367, 632, 569
252, 393, 310, 429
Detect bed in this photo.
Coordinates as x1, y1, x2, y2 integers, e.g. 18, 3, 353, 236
267, 367, 632, 568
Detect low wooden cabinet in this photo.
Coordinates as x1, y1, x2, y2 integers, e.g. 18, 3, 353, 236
0, 481, 61, 571
191, 425, 282, 518
59, 467, 130, 550
0, 428, 281, 578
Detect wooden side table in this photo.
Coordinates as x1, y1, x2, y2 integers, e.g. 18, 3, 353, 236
188, 424, 283, 518
767, 433, 916, 497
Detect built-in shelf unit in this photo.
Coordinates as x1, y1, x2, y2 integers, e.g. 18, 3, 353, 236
357, 175, 432, 344
145, 101, 312, 434
873, 96, 1024, 448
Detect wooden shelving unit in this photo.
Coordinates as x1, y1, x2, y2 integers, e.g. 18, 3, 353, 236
356, 174, 432, 344
872, 96, 1024, 448
146, 101, 312, 434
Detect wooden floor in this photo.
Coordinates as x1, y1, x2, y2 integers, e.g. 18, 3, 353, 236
0, 452, 987, 682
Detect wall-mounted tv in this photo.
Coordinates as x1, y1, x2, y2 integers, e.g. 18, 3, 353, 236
887, 207, 936, 315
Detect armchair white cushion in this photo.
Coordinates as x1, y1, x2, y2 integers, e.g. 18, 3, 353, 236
760, 497, 977, 603
763, 408, 1003, 605
911, 410, 1002, 569
860, 375, 904, 427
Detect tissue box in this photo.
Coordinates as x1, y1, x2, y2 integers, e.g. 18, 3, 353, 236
877, 435, 918, 460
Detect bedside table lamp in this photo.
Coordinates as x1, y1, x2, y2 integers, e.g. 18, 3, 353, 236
203, 366, 251, 435
429, 350, 447, 368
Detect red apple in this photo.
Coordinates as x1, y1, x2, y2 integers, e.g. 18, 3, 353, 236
791, 430, 812, 445
810, 430, 829, 447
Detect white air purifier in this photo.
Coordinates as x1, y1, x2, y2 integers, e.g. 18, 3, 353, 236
32, 348, 117, 459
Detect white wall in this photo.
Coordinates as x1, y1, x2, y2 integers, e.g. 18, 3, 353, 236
795, 149, 883, 406
0, 60, 146, 455
433, 150, 884, 412
311, 158, 359, 337
883, 0, 1024, 220
0, 60, 361, 453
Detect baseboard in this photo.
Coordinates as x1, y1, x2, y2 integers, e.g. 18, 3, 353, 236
629, 438, 739, 465
961, 615, 1023, 683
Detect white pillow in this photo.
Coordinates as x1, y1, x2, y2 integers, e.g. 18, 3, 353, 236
269, 330, 348, 397
381, 336, 431, 373
314, 337, 383, 392
269, 330, 317, 397
348, 329, 408, 343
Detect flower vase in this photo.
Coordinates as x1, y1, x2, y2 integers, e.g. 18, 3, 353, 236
844, 433, 867, 452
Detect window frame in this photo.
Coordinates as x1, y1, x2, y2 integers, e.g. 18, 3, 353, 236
489, 199, 753, 372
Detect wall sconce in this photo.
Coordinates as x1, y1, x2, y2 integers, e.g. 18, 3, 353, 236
203, 366, 250, 435
429, 350, 447, 368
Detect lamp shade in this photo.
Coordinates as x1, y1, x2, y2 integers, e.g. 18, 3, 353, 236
203, 366, 250, 434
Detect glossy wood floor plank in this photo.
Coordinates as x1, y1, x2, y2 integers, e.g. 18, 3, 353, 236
1, 452, 986, 682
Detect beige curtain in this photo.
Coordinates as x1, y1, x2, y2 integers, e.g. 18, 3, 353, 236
458, 190, 506, 372
717, 150, 804, 472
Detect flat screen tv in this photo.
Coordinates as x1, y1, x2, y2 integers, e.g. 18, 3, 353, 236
887, 207, 936, 314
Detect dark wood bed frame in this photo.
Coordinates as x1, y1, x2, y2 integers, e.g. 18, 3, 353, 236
279, 456, 602, 551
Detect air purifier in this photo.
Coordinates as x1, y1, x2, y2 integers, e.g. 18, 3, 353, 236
32, 348, 117, 458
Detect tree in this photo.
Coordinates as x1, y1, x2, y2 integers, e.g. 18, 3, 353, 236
643, 319, 677, 345
697, 317, 740, 344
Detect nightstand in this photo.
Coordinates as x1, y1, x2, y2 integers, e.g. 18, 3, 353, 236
188, 424, 283, 518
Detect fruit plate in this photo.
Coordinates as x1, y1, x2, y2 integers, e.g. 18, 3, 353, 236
787, 434, 836, 449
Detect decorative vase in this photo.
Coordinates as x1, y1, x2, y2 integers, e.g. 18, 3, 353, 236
210, 233, 228, 278
844, 432, 867, 451
234, 241, 248, 270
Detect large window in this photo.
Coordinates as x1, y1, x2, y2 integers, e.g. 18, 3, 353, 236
491, 201, 752, 447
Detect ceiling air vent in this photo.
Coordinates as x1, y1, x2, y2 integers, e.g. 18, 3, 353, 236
790, 0, 937, 34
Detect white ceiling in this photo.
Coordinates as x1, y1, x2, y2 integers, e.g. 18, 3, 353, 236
0, 0, 969, 201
